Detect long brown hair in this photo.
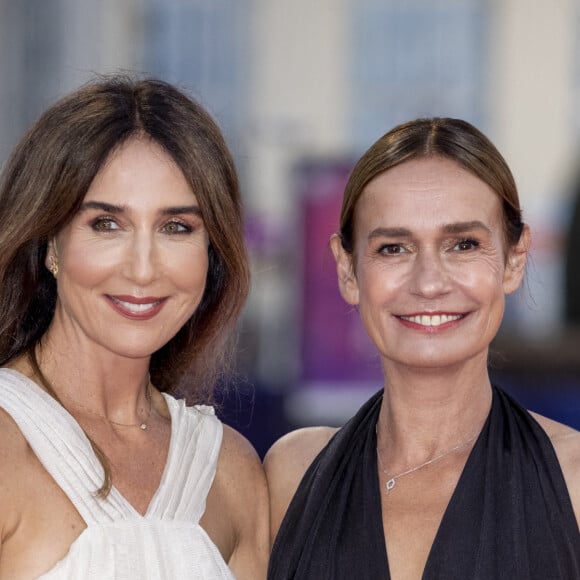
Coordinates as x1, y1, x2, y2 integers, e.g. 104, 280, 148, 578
0, 76, 249, 400
339, 117, 524, 254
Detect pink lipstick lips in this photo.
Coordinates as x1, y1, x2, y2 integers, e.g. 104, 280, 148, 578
107, 295, 167, 320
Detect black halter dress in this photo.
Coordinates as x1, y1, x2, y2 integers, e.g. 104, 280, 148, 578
268, 387, 580, 579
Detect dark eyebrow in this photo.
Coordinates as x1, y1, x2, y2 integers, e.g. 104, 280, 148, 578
79, 201, 123, 213
368, 221, 492, 240
368, 227, 412, 240
442, 221, 492, 235
161, 205, 202, 217
79, 201, 202, 217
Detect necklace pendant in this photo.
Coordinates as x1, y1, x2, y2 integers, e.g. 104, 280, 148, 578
140, 423, 147, 430
386, 478, 396, 493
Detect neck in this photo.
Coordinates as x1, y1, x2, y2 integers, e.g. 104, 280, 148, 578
25, 338, 153, 423
376, 359, 492, 468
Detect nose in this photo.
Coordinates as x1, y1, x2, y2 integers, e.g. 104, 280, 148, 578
409, 250, 452, 298
123, 230, 160, 285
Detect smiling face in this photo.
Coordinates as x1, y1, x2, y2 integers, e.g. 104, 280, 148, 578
331, 156, 529, 374
45, 138, 209, 362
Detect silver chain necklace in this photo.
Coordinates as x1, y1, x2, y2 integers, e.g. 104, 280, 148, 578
375, 426, 478, 494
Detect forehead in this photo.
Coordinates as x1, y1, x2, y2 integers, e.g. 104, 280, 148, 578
356, 157, 503, 232
84, 138, 196, 205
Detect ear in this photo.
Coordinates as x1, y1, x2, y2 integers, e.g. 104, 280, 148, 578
503, 225, 530, 295
45, 238, 58, 272
330, 234, 359, 305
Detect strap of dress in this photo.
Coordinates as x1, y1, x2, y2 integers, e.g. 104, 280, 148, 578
0, 368, 137, 524
425, 387, 580, 579
145, 394, 223, 522
268, 389, 388, 580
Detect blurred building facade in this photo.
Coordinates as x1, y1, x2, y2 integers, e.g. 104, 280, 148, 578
0, 0, 578, 434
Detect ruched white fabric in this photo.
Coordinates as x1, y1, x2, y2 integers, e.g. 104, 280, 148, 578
0, 368, 235, 579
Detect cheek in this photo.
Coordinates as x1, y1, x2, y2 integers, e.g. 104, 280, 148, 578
451, 252, 505, 288
60, 243, 117, 288
168, 246, 209, 291
356, 256, 407, 296
353, 274, 398, 317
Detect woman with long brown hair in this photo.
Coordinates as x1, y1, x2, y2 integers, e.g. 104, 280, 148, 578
0, 76, 268, 579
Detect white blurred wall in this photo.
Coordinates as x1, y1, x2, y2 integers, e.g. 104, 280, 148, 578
0, 0, 577, 385
488, 0, 576, 334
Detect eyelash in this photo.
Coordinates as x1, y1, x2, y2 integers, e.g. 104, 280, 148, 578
161, 220, 192, 234
453, 238, 480, 251
378, 244, 407, 256
376, 238, 480, 256
89, 217, 194, 234
90, 216, 118, 232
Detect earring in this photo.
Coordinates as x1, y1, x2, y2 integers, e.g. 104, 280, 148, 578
49, 255, 58, 279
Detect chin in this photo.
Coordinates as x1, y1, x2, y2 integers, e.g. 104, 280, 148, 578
100, 338, 168, 361
383, 344, 487, 371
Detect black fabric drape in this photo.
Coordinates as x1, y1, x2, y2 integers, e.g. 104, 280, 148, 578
269, 390, 387, 579
268, 387, 580, 579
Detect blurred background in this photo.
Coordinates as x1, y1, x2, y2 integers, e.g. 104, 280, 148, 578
1, 0, 579, 456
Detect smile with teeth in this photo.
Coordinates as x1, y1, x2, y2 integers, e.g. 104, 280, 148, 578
399, 313, 463, 327
110, 296, 161, 313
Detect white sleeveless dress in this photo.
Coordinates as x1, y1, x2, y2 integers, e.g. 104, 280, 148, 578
0, 368, 235, 579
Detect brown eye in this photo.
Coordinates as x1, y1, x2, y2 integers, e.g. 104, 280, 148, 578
91, 217, 119, 231
454, 239, 479, 251
380, 244, 405, 255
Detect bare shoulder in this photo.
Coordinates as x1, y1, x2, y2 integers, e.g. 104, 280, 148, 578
0, 404, 29, 451
264, 426, 338, 544
264, 426, 338, 489
218, 424, 265, 480
0, 406, 37, 543
531, 411, 580, 458
204, 425, 269, 579
217, 424, 270, 518
0, 405, 30, 492
531, 412, 580, 523
0, 405, 89, 578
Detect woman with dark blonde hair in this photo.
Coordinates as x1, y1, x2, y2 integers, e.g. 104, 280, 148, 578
266, 118, 580, 579
0, 76, 268, 578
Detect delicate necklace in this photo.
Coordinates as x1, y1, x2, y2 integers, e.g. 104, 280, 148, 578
60, 380, 153, 431
375, 425, 478, 494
